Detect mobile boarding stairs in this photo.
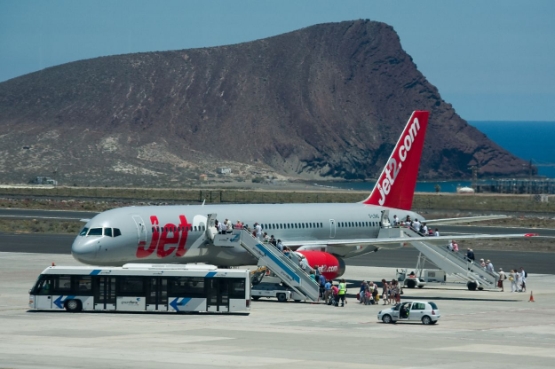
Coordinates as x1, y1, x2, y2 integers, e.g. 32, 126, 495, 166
379, 224, 499, 290
208, 216, 320, 302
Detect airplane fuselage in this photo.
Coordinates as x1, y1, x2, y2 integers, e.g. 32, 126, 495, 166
71, 202, 422, 266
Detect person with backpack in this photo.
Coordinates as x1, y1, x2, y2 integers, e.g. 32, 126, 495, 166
331, 284, 339, 306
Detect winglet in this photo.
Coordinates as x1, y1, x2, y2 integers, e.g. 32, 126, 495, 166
363, 111, 430, 210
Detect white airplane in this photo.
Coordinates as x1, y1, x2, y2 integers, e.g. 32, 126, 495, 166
71, 111, 533, 279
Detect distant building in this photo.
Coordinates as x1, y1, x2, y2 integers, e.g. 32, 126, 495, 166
199, 174, 208, 181
31, 176, 58, 185
217, 167, 232, 175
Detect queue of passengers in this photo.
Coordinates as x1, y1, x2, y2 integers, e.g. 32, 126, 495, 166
393, 215, 439, 236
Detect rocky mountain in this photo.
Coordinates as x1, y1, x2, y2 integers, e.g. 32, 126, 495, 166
0, 20, 528, 186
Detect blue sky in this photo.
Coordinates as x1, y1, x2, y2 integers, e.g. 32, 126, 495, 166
1, 0, 554, 121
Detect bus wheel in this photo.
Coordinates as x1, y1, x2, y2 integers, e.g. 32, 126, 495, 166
406, 279, 417, 289
252, 296, 260, 301
277, 293, 287, 302
467, 281, 478, 291
65, 299, 82, 313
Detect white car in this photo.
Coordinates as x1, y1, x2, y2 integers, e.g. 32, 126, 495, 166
378, 301, 440, 325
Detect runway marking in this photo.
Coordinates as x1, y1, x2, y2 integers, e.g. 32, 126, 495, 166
439, 344, 555, 358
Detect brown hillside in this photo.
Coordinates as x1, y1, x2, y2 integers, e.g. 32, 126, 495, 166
0, 20, 528, 186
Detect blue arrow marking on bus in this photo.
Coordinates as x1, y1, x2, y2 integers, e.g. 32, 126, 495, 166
54, 295, 76, 309
255, 243, 300, 283
89, 270, 101, 275
205, 271, 217, 278
170, 297, 192, 311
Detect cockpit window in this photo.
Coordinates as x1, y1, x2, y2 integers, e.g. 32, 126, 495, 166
114, 228, 122, 237
88, 228, 102, 236
104, 228, 113, 237
79, 227, 89, 236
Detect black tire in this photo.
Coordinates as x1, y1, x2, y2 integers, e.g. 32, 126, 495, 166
382, 314, 393, 324
467, 281, 478, 291
251, 296, 260, 301
421, 316, 432, 325
430, 320, 438, 325
65, 299, 82, 313
418, 285, 424, 289
406, 279, 417, 289
277, 293, 287, 302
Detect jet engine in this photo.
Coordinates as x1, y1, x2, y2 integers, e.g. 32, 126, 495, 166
296, 250, 346, 280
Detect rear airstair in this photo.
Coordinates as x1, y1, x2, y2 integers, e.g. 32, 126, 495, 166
400, 227, 499, 290
212, 228, 320, 301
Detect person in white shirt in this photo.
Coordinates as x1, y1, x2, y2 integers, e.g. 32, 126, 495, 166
448, 241, 454, 252
255, 223, 262, 240
412, 219, 421, 233
519, 267, 527, 292
486, 260, 494, 273
422, 224, 428, 236
393, 215, 399, 227
434, 228, 440, 237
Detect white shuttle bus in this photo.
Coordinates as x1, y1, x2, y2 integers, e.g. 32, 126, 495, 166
29, 264, 250, 313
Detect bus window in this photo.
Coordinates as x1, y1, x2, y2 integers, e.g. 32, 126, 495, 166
74, 276, 92, 294
169, 277, 205, 297
229, 279, 246, 299
53, 275, 72, 294
33, 276, 53, 295
118, 277, 144, 296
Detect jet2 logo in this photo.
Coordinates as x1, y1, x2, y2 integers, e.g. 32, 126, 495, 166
136, 215, 191, 258
377, 117, 420, 206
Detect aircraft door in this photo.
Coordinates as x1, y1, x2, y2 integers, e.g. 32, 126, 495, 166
93, 276, 116, 310
146, 277, 168, 311
206, 278, 229, 312
329, 219, 336, 238
380, 210, 391, 228
132, 215, 147, 248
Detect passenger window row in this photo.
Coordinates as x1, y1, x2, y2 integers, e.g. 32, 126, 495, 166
260, 222, 324, 230
151, 225, 206, 233
338, 221, 378, 228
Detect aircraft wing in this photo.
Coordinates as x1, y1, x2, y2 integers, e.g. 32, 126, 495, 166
282, 233, 538, 248
424, 215, 508, 225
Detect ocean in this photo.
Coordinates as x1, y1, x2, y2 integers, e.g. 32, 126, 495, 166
314, 121, 555, 193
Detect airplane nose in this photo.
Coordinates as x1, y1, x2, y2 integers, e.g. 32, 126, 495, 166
71, 237, 99, 265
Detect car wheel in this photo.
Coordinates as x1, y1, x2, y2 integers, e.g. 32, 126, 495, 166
277, 293, 287, 302
430, 320, 438, 325
421, 316, 432, 325
382, 314, 392, 324
418, 285, 424, 289
467, 281, 478, 291
252, 296, 260, 301
406, 279, 417, 289
65, 299, 82, 313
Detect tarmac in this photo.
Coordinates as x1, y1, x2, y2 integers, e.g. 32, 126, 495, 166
1, 252, 555, 369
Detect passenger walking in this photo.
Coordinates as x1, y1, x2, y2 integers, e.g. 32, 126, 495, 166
331, 284, 339, 306
224, 219, 232, 233
255, 222, 262, 240
234, 220, 243, 230
434, 228, 440, 237
359, 281, 368, 305
480, 259, 486, 269
467, 248, 475, 262
509, 269, 518, 292
324, 280, 332, 304
269, 235, 277, 247
393, 215, 399, 227
318, 273, 326, 300
498, 268, 506, 292
276, 239, 284, 252
520, 267, 527, 292
381, 279, 390, 305
514, 270, 522, 292
486, 260, 494, 273
452, 241, 459, 253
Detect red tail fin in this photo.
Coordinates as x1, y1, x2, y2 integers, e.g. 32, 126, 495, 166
363, 111, 429, 210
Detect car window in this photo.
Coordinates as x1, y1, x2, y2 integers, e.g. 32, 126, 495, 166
429, 302, 439, 310
411, 302, 425, 310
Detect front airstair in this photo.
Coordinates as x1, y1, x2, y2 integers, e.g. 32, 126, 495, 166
400, 227, 499, 289
212, 229, 320, 301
